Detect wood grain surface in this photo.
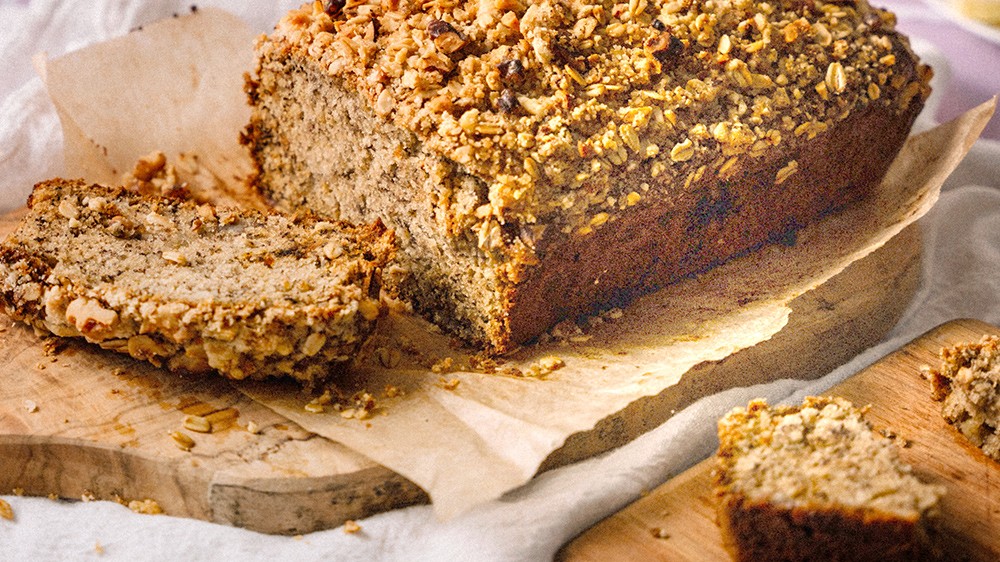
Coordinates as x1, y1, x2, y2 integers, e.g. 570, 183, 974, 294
0, 206, 924, 535
559, 318, 1000, 562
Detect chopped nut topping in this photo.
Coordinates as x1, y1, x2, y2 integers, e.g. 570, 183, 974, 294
497, 89, 519, 114
264, 0, 929, 246
498, 59, 525, 86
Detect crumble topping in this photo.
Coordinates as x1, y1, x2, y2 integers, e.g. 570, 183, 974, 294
263, 0, 930, 245
716, 397, 943, 515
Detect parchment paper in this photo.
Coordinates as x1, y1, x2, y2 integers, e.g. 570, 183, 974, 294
37, 7, 995, 519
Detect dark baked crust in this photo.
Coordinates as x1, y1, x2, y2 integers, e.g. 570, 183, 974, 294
504, 97, 922, 345
715, 494, 939, 562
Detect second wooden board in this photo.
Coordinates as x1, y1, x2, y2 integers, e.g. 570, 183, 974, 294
559, 318, 1000, 562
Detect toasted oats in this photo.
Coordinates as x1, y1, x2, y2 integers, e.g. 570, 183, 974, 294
170, 430, 195, 451
183, 415, 212, 434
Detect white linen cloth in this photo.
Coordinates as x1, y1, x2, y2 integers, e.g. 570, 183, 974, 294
1, 1, 998, 560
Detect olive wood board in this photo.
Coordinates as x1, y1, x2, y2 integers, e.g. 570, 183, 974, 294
0, 208, 922, 535
559, 318, 1000, 562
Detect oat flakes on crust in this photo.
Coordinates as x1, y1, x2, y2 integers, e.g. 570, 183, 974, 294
263, 0, 931, 237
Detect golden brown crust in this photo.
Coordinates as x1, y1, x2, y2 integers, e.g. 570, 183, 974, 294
246, 0, 931, 352
0, 179, 394, 383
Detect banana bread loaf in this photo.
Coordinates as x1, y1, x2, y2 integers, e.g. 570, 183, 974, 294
930, 334, 1000, 461
714, 397, 944, 561
0, 179, 393, 383
244, 0, 931, 352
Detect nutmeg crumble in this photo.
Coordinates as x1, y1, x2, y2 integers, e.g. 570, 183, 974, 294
245, 0, 931, 352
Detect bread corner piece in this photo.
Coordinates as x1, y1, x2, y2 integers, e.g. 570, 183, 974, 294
245, 0, 931, 353
0, 179, 394, 384
713, 396, 944, 562
930, 334, 1000, 461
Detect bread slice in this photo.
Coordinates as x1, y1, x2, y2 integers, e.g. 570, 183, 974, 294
714, 396, 943, 561
0, 179, 394, 383
930, 335, 1000, 461
244, 0, 931, 352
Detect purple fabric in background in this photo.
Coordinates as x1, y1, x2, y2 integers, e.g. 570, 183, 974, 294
884, 0, 1000, 139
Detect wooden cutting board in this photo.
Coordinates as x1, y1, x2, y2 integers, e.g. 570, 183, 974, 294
559, 318, 1000, 562
0, 207, 923, 535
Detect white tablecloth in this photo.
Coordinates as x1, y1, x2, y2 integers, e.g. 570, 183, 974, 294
2, 1, 998, 560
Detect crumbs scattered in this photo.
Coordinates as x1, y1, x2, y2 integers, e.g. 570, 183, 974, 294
127, 499, 163, 515
42, 337, 68, 355
304, 387, 382, 421
439, 378, 461, 391
23, 399, 38, 413
343, 520, 362, 534
0, 498, 13, 521
430, 357, 454, 374
650, 527, 670, 539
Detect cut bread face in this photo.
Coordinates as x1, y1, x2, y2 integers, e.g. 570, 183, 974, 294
931, 335, 1000, 462
714, 396, 944, 561
0, 179, 394, 384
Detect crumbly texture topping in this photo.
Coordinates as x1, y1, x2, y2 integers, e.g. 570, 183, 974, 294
716, 396, 943, 517
930, 335, 1000, 461
264, 0, 930, 238
0, 179, 394, 383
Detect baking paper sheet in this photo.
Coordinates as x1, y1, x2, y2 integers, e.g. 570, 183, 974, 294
36, 7, 995, 519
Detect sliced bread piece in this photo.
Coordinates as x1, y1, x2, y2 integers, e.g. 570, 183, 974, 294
0, 179, 394, 384
931, 334, 1000, 461
714, 396, 944, 561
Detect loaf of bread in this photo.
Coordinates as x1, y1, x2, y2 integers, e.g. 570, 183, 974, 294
244, 0, 931, 352
714, 397, 944, 561
0, 179, 394, 383
930, 335, 1000, 461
